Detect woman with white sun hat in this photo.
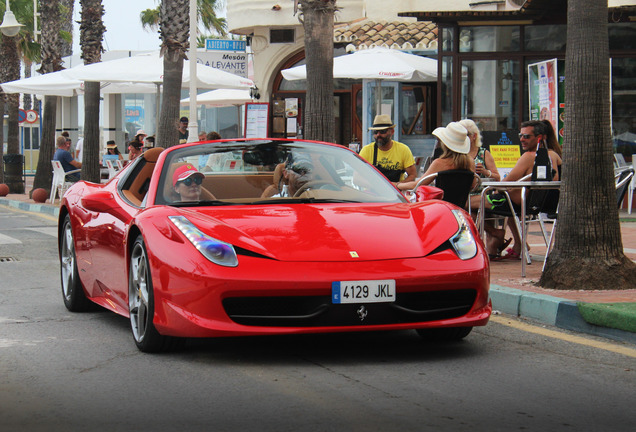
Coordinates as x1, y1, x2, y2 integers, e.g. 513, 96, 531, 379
397, 121, 475, 191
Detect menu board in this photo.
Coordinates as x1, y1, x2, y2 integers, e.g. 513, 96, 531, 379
244, 103, 269, 138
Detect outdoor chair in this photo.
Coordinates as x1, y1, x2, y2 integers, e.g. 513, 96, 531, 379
50, 160, 80, 204
483, 173, 558, 265
541, 167, 634, 270
408, 169, 479, 208
105, 159, 118, 180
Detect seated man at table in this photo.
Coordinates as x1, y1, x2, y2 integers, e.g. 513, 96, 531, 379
53, 135, 82, 182
487, 120, 562, 260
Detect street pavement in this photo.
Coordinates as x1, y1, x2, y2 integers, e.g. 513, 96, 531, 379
1, 177, 634, 344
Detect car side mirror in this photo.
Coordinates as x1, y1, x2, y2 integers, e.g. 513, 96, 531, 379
415, 185, 444, 202
81, 191, 129, 220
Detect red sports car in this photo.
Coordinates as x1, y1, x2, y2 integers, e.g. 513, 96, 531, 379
58, 139, 490, 352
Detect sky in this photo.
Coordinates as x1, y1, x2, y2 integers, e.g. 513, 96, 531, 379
71, 1, 166, 53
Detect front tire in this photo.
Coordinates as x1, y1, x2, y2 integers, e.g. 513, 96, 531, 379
129, 236, 180, 352
416, 327, 473, 342
60, 214, 92, 312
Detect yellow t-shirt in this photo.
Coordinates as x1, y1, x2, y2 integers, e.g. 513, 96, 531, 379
359, 140, 415, 181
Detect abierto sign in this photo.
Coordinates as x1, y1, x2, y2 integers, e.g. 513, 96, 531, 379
205, 39, 246, 52
198, 52, 248, 79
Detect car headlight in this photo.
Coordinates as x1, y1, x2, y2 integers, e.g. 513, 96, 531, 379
169, 216, 238, 267
450, 210, 478, 260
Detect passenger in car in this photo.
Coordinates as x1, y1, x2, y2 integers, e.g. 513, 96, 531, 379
173, 164, 204, 201
273, 154, 314, 197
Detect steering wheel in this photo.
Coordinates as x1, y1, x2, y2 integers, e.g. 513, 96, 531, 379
293, 181, 334, 197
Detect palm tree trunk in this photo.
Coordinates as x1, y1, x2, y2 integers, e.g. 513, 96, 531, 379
540, 0, 636, 289
82, 82, 101, 183
299, 0, 336, 143
79, 0, 105, 184
158, 55, 184, 147
33, 96, 58, 191
157, 0, 189, 147
1, 30, 24, 192
33, 0, 63, 195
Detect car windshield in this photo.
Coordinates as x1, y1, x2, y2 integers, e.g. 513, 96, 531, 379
155, 139, 407, 206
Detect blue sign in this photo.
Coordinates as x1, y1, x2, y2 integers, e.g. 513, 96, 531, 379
205, 39, 246, 52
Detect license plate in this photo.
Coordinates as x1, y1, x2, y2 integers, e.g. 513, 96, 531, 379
332, 280, 396, 304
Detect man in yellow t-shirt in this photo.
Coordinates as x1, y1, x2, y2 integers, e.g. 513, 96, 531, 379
359, 114, 416, 187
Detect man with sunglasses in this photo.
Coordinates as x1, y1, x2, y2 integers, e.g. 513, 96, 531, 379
486, 120, 562, 259
359, 114, 416, 187
173, 164, 205, 201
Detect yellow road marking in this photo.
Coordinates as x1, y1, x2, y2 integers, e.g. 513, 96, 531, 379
490, 315, 636, 358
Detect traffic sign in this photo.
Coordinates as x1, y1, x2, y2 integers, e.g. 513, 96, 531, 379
18, 109, 26, 123
25, 110, 39, 123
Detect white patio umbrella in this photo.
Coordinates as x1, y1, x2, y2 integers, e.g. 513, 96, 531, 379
0, 70, 159, 97
180, 89, 253, 138
281, 47, 437, 114
61, 51, 254, 129
180, 89, 252, 106
62, 51, 254, 90
0, 71, 81, 97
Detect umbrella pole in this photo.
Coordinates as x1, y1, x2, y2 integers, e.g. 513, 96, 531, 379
375, 79, 382, 117
155, 83, 161, 133
236, 104, 241, 138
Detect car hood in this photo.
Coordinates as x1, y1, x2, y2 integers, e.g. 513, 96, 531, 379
175, 202, 460, 262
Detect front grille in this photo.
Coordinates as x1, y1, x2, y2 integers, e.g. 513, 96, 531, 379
222, 290, 476, 327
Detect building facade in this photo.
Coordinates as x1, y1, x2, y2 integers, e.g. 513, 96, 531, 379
227, 0, 635, 155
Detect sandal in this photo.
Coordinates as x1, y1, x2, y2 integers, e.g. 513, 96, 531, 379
497, 238, 512, 255
500, 247, 521, 260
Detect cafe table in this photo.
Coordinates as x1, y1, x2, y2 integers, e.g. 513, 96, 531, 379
478, 180, 561, 277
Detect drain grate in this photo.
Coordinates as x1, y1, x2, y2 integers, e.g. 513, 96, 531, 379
0, 257, 17, 263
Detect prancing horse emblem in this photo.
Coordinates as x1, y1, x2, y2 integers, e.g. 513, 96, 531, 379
356, 305, 368, 321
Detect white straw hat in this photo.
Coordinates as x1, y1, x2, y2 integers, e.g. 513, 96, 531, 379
432, 122, 470, 154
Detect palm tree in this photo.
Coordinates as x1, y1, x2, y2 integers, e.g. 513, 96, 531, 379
60, 0, 74, 57
157, 0, 189, 147
0, 0, 39, 192
295, 1, 337, 143
141, 0, 227, 37
540, 0, 636, 289
32, 0, 64, 194
79, 0, 105, 184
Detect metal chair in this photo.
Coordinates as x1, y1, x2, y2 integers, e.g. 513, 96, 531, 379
50, 160, 80, 204
542, 167, 634, 270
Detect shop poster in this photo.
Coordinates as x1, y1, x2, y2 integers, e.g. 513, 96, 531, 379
528, 59, 565, 144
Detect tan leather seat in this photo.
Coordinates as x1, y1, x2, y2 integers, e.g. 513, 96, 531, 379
260, 163, 286, 198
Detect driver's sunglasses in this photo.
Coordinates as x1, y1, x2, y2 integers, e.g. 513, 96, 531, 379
178, 176, 203, 186
518, 133, 535, 139
373, 129, 390, 135
291, 166, 311, 176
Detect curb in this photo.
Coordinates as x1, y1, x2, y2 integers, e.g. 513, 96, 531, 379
0, 197, 60, 217
491, 285, 636, 345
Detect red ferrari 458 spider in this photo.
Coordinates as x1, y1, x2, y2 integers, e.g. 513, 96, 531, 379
58, 139, 490, 352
